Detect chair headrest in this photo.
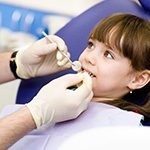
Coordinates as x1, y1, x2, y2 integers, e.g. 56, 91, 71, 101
139, 0, 150, 12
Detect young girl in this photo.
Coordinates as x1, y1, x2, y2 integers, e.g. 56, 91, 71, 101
79, 13, 150, 119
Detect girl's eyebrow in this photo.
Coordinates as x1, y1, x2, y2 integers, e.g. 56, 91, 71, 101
105, 43, 116, 52
105, 43, 122, 56
105, 43, 112, 49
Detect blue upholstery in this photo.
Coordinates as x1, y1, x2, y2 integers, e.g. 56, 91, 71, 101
139, 0, 150, 12
16, 0, 150, 125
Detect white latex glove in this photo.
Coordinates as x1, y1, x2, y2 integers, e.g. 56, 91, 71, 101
26, 72, 93, 128
16, 35, 71, 79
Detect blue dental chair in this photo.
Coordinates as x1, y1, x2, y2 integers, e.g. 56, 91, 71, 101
16, 0, 150, 125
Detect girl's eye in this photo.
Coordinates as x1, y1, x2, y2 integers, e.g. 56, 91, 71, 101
104, 51, 114, 59
87, 41, 95, 50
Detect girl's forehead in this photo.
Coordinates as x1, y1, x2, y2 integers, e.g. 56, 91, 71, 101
91, 25, 122, 42
91, 26, 124, 53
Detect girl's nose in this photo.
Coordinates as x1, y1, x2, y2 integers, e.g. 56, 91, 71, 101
85, 51, 96, 66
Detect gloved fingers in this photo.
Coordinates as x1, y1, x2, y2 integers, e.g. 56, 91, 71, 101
48, 35, 67, 51
34, 35, 67, 56
58, 73, 84, 88
57, 53, 71, 67
56, 50, 70, 61
74, 73, 93, 99
59, 44, 68, 53
56, 51, 63, 60
57, 60, 71, 68
73, 90, 93, 118
69, 91, 93, 119
84, 91, 93, 103
82, 72, 93, 89
34, 43, 58, 56
57, 57, 68, 66
61, 62, 71, 68
74, 86, 93, 105
77, 72, 92, 90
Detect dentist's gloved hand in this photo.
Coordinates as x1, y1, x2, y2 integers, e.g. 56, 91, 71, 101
26, 72, 93, 128
16, 35, 71, 79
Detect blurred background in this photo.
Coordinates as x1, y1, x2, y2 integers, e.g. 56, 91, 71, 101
0, 0, 104, 111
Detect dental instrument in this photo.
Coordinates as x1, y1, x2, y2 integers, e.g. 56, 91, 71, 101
41, 31, 82, 72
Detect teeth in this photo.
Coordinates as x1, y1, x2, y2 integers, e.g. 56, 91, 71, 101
81, 68, 95, 77
88, 72, 93, 76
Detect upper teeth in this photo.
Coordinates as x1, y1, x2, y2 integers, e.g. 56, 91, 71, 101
81, 68, 95, 77
88, 72, 93, 76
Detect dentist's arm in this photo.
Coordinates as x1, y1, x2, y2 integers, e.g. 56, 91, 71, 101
0, 51, 15, 83
0, 73, 93, 150
0, 106, 35, 150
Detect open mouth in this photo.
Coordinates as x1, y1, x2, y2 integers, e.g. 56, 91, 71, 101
81, 67, 96, 78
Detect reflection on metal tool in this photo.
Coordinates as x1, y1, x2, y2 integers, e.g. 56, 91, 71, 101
41, 31, 82, 72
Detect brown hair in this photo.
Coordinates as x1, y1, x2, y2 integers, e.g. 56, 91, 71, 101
89, 13, 150, 118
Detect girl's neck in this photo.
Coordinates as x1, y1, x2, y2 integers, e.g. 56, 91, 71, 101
92, 97, 115, 102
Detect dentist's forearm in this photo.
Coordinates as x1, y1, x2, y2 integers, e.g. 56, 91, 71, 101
0, 51, 16, 83
0, 106, 36, 150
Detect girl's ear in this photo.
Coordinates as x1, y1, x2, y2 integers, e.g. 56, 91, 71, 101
128, 70, 150, 90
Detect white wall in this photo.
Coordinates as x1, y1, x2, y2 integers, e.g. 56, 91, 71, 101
0, 0, 103, 16
0, 80, 21, 112
0, 0, 104, 112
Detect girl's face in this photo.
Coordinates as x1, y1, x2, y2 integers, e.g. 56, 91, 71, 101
79, 39, 135, 101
